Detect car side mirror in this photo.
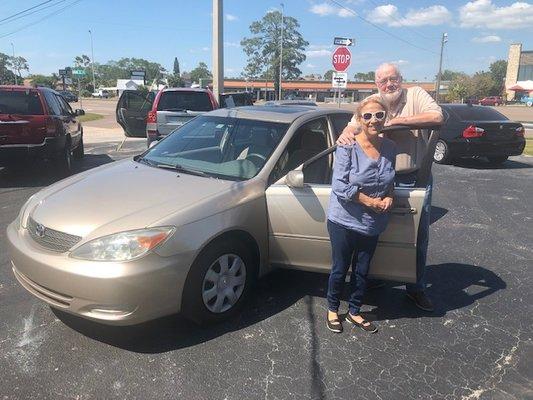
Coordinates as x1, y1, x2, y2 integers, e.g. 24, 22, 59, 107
286, 170, 304, 188
75, 109, 85, 116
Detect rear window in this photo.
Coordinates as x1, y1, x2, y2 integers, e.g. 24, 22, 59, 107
449, 106, 508, 121
0, 90, 44, 115
157, 91, 213, 112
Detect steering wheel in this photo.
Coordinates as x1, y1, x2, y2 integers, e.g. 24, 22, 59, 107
245, 153, 267, 168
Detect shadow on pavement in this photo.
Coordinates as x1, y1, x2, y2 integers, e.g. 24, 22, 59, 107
53, 262, 505, 354
0, 154, 116, 189
451, 158, 532, 170
430, 206, 448, 224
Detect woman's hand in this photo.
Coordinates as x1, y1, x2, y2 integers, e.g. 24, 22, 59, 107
336, 124, 361, 145
382, 196, 393, 212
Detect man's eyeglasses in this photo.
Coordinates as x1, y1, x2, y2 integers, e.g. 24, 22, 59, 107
362, 111, 386, 121
376, 76, 400, 85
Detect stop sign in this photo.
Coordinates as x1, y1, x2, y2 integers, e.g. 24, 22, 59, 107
332, 46, 351, 72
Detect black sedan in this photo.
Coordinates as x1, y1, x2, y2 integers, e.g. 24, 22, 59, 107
58, 90, 79, 103
434, 104, 526, 165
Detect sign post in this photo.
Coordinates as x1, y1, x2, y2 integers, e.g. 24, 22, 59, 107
72, 68, 87, 108
332, 46, 352, 108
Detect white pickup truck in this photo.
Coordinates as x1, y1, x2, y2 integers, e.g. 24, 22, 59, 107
91, 89, 110, 98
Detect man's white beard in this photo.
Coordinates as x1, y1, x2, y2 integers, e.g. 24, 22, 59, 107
380, 89, 402, 107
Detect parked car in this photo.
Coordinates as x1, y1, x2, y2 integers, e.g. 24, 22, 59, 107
8, 106, 433, 326
465, 97, 479, 105
433, 104, 525, 165
0, 85, 85, 172
219, 91, 254, 108
58, 90, 78, 103
479, 96, 503, 106
519, 95, 533, 107
264, 100, 318, 107
92, 89, 109, 98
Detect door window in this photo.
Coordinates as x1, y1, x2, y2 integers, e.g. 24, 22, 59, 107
42, 91, 62, 116
55, 94, 73, 116
270, 118, 331, 184
330, 114, 353, 140
120, 91, 153, 114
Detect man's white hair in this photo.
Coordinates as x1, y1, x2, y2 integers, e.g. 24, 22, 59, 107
375, 63, 402, 80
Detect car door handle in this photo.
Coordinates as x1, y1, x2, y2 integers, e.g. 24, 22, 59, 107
391, 207, 417, 215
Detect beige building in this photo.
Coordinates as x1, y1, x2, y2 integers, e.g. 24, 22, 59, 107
505, 43, 533, 100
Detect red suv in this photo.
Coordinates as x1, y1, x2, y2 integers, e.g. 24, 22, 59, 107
479, 96, 503, 106
0, 86, 85, 172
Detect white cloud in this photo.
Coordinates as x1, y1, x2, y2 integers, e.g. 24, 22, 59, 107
389, 59, 409, 65
224, 41, 240, 48
306, 49, 331, 58
306, 63, 317, 68
459, 0, 533, 29
368, 4, 451, 26
202, 47, 210, 51
310, 2, 356, 18
225, 14, 238, 21
472, 35, 502, 43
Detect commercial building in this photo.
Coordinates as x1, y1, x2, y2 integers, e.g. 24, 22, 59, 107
505, 43, 533, 100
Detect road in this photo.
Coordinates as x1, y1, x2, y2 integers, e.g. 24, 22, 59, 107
0, 133, 532, 398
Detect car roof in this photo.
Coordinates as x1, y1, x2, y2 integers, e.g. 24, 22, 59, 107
207, 105, 351, 123
162, 87, 212, 93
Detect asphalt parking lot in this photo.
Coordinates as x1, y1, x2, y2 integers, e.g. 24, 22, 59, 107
0, 131, 532, 399
2, 99, 533, 399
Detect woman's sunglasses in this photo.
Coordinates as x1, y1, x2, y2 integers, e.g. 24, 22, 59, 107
362, 111, 386, 121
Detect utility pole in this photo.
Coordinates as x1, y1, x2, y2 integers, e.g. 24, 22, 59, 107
212, 0, 224, 102
435, 32, 448, 103
89, 29, 97, 93
278, 3, 284, 100
10, 43, 18, 85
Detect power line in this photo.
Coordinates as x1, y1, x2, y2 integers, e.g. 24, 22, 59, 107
328, 0, 438, 55
0, 0, 54, 24
0, 0, 69, 27
0, 0, 83, 40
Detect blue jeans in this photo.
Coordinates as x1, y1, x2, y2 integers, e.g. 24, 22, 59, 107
396, 173, 433, 293
327, 220, 379, 315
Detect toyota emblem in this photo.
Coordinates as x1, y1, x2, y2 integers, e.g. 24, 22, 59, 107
35, 224, 46, 238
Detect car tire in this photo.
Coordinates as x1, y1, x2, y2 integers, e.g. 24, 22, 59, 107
181, 238, 257, 325
487, 156, 508, 165
527, 101, 533, 107
55, 141, 72, 174
73, 135, 84, 159
433, 140, 452, 164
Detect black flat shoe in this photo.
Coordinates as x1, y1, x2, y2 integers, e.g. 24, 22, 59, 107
345, 313, 378, 333
326, 316, 343, 333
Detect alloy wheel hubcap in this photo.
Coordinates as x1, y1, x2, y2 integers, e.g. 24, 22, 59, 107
202, 253, 246, 313
434, 142, 445, 161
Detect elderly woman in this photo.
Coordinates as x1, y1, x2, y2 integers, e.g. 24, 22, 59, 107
326, 97, 396, 334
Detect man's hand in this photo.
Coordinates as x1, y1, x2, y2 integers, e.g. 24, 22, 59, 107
382, 196, 393, 212
336, 124, 360, 145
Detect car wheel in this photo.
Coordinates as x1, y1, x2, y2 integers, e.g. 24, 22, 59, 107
182, 238, 257, 325
527, 101, 533, 107
73, 135, 84, 159
487, 156, 508, 165
433, 140, 452, 164
55, 142, 72, 174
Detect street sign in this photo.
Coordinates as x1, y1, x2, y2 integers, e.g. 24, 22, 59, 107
332, 72, 348, 89
332, 47, 352, 72
334, 37, 354, 46
72, 68, 86, 76
58, 69, 66, 77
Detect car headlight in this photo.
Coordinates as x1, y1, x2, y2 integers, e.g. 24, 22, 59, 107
70, 227, 175, 261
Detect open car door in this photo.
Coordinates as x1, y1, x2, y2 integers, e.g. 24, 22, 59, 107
116, 90, 153, 138
265, 124, 440, 283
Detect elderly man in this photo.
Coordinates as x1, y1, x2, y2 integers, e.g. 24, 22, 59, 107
338, 63, 443, 312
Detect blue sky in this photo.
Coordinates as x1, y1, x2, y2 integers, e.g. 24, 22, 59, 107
1, 0, 532, 81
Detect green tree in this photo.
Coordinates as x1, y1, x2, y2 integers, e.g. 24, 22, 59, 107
354, 71, 375, 81
189, 62, 212, 84
28, 74, 58, 88
74, 55, 91, 68
438, 69, 464, 81
0, 53, 16, 84
11, 56, 28, 80
173, 57, 180, 75
471, 71, 496, 97
489, 60, 507, 95
241, 10, 308, 99
447, 73, 471, 102
323, 70, 335, 81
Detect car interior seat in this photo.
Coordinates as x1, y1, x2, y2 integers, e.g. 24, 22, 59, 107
286, 128, 328, 183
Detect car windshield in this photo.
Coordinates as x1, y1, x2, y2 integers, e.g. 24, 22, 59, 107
157, 91, 213, 112
141, 115, 289, 181
0, 90, 43, 115
450, 106, 508, 121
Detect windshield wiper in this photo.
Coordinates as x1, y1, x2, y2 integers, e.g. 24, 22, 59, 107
162, 108, 189, 112
156, 163, 210, 178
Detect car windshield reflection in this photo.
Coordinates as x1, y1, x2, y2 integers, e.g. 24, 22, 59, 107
141, 116, 289, 181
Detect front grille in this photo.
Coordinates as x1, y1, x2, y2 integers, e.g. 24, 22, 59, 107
27, 216, 81, 253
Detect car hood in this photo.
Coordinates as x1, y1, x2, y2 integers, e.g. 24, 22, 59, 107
29, 159, 236, 240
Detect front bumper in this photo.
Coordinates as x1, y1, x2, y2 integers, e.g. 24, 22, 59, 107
0, 136, 66, 164
7, 221, 194, 325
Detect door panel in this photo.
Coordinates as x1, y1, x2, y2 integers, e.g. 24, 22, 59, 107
265, 184, 425, 283
116, 91, 153, 138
